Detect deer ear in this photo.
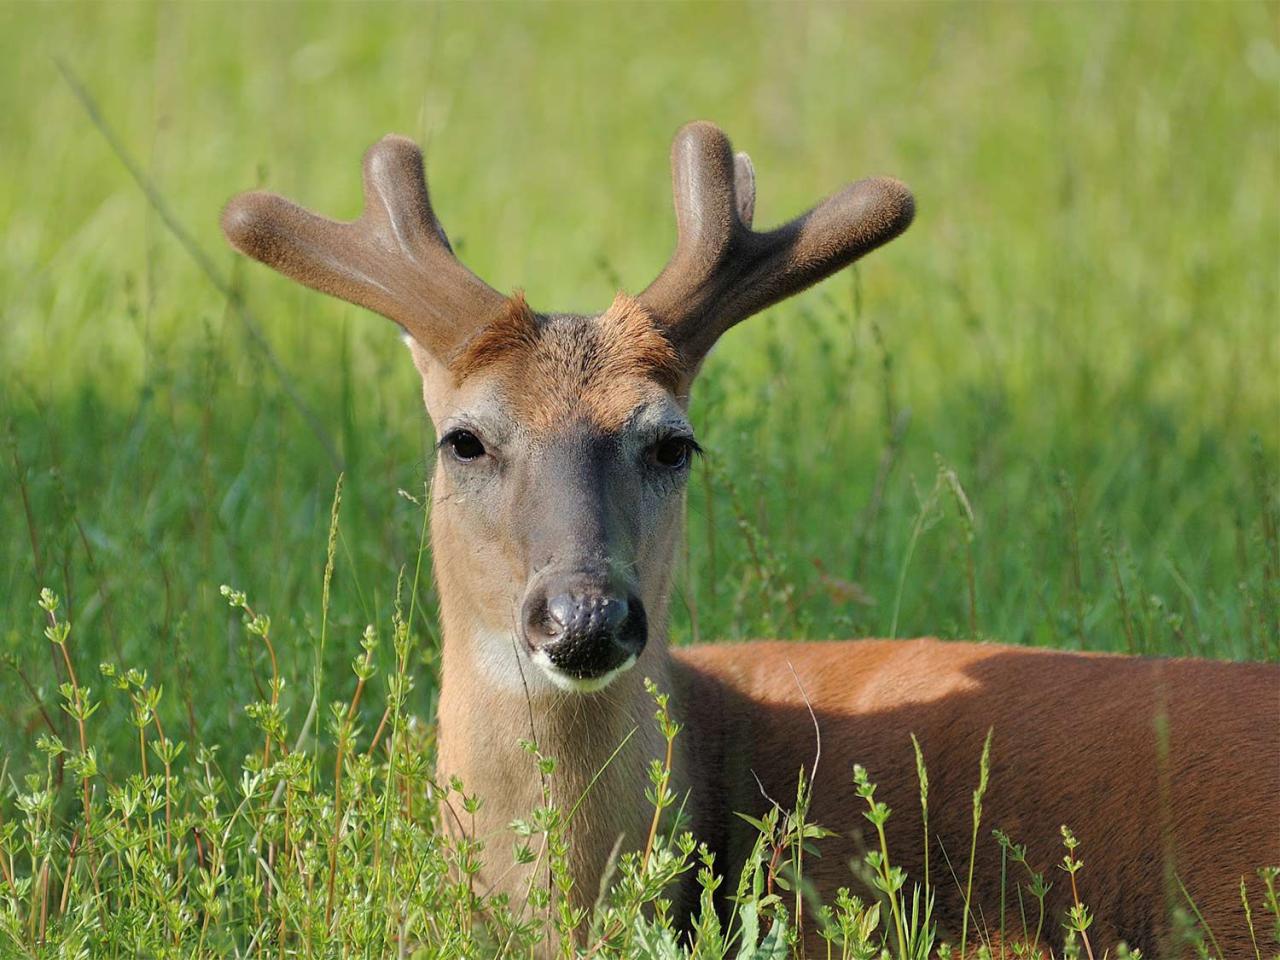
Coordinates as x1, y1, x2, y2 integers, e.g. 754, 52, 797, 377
402, 326, 445, 390
734, 152, 755, 227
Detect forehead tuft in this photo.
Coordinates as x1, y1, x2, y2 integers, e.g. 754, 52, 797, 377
448, 293, 685, 431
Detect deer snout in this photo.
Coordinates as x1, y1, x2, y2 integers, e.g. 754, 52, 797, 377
546, 592, 629, 639
521, 580, 646, 688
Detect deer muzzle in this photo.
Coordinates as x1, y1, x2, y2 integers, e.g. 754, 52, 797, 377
521, 575, 647, 688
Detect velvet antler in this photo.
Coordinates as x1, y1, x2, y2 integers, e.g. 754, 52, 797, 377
637, 121, 915, 367
221, 135, 508, 358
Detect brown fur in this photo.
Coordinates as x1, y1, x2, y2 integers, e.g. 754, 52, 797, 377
426, 306, 1280, 955
675, 640, 1279, 955
449, 293, 684, 431
448, 293, 543, 383
222, 125, 1278, 957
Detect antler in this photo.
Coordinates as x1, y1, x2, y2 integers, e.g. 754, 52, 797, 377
638, 122, 915, 366
221, 135, 508, 358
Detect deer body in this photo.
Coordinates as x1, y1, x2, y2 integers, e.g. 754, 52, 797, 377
222, 123, 1279, 955
676, 640, 1277, 954
436, 625, 1278, 954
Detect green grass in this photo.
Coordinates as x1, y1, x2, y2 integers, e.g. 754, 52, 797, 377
0, 2, 1277, 956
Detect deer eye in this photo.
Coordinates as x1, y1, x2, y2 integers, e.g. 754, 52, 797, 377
441, 429, 486, 463
649, 435, 699, 470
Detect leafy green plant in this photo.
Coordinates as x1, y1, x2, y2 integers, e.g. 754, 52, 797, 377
3, 586, 1277, 957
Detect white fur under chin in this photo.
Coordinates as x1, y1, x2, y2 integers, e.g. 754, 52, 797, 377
530, 649, 638, 693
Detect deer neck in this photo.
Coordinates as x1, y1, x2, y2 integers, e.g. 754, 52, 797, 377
434, 622, 676, 813
430, 509, 687, 905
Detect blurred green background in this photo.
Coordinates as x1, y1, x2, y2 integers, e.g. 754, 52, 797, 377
1, 3, 1276, 767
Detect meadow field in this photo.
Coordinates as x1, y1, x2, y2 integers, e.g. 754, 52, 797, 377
0, 2, 1277, 956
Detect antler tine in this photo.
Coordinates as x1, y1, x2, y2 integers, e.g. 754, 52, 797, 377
221, 135, 508, 358
638, 121, 915, 367
638, 123, 740, 319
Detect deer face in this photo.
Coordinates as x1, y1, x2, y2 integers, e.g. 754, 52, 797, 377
221, 122, 912, 694
407, 296, 694, 692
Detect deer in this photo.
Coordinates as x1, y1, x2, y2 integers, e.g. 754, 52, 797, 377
221, 121, 1279, 956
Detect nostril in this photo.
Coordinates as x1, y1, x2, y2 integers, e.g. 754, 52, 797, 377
598, 596, 628, 633
544, 593, 629, 640
545, 594, 576, 636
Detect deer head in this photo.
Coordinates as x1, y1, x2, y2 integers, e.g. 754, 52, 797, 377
222, 122, 913, 696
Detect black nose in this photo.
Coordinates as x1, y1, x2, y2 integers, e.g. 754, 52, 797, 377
523, 587, 646, 680
546, 593, 629, 639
